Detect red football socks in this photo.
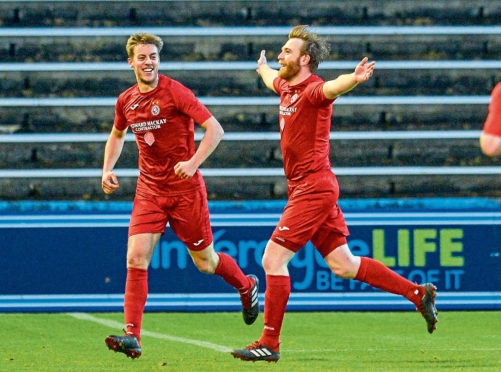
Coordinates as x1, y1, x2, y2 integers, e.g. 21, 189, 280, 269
259, 275, 291, 351
355, 256, 423, 306
214, 252, 251, 293
124, 267, 148, 341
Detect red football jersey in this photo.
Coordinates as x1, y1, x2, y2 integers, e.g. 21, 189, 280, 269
483, 82, 501, 136
114, 74, 212, 196
273, 75, 336, 181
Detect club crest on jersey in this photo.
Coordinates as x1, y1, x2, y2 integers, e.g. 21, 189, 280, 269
151, 105, 160, 115
290, 93, 298, 104
144, 132, 155, 146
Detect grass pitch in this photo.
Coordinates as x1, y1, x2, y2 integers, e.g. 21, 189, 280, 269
2, 311, 500, 371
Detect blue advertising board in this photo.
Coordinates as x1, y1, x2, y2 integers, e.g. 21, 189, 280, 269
1, 199, 500, 312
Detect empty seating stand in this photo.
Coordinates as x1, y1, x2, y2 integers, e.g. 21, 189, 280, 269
0, 0, 500, 200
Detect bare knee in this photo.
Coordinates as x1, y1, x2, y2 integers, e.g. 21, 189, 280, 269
262, 250, 288, 275
126, 233, 160, 269
331, 264, 355, 279
190, 247, 219, 274
324, 245, 361, 279
126, 253, 149, 269
192, 256, 214, 274
261, 253, 275, 273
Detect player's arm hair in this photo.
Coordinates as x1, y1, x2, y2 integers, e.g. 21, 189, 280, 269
191, 116, 224, 168
103, 126, 127, 173
480, 132, 501, 157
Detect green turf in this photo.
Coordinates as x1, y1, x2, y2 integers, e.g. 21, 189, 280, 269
2, 311, 500, 371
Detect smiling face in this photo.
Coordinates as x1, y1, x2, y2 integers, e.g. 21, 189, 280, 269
128, 43, 160, 91
277, 38, 308, 81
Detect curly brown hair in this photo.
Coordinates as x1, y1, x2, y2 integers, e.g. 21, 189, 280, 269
288, 25, 329, 73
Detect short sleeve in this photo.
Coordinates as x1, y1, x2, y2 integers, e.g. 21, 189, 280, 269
113, 96, 128, 130
305, 81, 336, 107
483, 82, 501, 136
273, 77, 287, 95
171, 80, 212, 125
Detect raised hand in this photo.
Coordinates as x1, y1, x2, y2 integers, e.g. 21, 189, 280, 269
257, 50, 268, 70
354, 57, 375, 83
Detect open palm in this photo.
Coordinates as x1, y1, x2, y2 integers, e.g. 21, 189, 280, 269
354, 57, 376, 82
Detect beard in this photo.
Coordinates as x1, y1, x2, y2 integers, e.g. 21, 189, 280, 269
278, 59, 300, 81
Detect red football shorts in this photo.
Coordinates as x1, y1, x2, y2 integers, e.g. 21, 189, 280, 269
128, 186, 213, 251
271, 171, 350, 257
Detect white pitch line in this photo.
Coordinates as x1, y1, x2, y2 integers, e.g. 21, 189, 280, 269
67, 312, 232, 353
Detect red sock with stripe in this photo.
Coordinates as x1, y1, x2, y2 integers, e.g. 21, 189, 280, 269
214, 252, 251, 293
355, 257, 424, 306
124, 267, 148, 342
259, 275, 290, 352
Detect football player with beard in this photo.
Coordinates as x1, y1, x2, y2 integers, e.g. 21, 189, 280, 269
231, 25, 438, 363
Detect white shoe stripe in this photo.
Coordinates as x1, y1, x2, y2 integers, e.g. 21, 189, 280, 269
256, 349, 266, 356
251, 298, 258, 306
262, 348, 272, 356
250, 350, 262, 357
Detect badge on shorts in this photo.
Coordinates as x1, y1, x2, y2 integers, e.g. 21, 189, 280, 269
144, 132, 155, 146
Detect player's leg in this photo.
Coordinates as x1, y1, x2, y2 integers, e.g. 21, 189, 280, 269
106, 232, 161, 358
124, 232, 162, 335
171, 187, 258, 324
317, 232, 438, 333
233, 172, 340, 362
188, 242, 259, 325
231, 240, 292, 362
106, 194, 167, 358
259, 240, 294, 347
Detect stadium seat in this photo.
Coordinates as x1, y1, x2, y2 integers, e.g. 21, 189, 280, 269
0, 0, 500, 200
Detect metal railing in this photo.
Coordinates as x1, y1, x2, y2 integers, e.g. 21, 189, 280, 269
1, 60, 500, 71
0, 130, 491, 178
1, 25, 500, 37
0, 130, 483, 143
0, 96, 491, 107
2, 166, 501, 178
0, 23, 496, 179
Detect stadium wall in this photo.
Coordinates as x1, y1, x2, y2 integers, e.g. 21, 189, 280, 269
1, 198, 500, 312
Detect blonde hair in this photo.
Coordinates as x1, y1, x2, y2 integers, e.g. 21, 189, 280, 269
288, 25, 329, 73
126, 33, 164, 58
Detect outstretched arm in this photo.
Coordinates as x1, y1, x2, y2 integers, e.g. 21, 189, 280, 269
480, 83, 501, 157
323, 57, 375, 99
480, 133, 501, 157
173, 116, 224, 179
256, 50, 278, 93
102, 126, 127, 194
